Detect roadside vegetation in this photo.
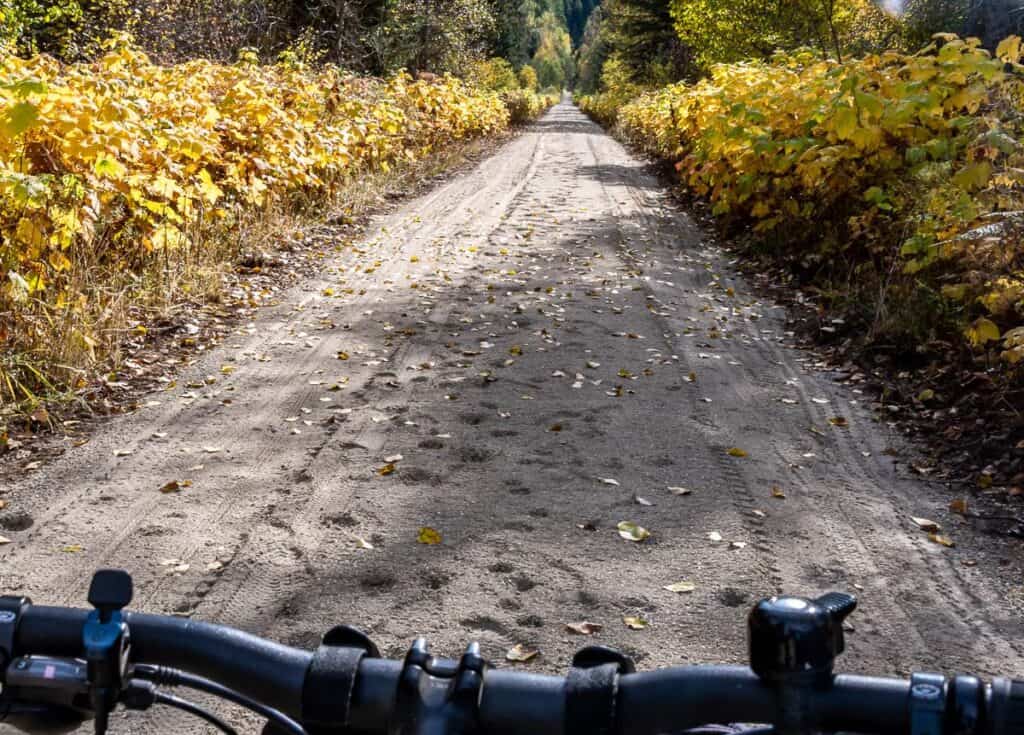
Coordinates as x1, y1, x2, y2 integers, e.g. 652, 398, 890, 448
0, 0, 566, 423
576, 0, 1024, 489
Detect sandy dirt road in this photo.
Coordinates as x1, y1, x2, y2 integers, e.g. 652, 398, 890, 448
2, 103, 1023, 731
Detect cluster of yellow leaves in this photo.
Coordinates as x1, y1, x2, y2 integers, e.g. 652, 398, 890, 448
501, 89, 560, 125
579, 36, 1024, 360
0, 37, 509, 320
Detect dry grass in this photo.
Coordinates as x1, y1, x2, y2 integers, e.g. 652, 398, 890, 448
0, 131, 509, 423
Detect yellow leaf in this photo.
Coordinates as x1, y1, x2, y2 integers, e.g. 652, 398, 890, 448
965, 317, 1000, 347
48, 250, 72, 272
617, 520, 650, 542
727, 447, 747, 457
832, 103, 858, 141
197, 169, 224, 204
417, 526, 442, 544
94, 155, 127, 179
952, 161, 992, 192
996, 35, 1022, 63
623, 615, 648, 630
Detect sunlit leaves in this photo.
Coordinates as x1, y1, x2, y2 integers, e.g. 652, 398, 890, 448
2, 100, 38, 136
1, 43, 522, 389
579, 34, 1024, 360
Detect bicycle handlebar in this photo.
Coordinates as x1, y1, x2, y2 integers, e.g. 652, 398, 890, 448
3, 588, 1024, 735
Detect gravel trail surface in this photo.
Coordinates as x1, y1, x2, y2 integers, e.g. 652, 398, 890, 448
3, 103, 1022, 731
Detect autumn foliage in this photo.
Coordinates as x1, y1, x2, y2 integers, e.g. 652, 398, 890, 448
0, 39, 551, 406
579, 35, 1024, 363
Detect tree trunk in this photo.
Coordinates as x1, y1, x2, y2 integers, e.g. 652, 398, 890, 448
964, 0, 1017, 50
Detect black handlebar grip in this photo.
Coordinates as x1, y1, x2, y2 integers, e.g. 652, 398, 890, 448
989, 678, 1024, 735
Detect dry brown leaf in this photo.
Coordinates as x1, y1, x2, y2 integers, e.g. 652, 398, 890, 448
566, 621, 603, 635
159, 480, 192, 494
506, 644, 538, 662
928, 533, 955, 548
911, 516, 940, 533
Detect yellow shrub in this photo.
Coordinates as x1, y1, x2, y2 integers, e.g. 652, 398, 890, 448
0, 39, 512, 401
585, 37, 1024, 355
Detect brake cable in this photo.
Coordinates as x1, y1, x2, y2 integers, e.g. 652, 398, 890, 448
121, 679, 238, 735
132, 664, 306, 735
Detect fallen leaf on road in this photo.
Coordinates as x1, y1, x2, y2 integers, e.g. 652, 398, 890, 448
911, 517, 940, 533
566, 621, 603, 635
623, 615, 648, 630
771, 486, 786, 498
928, 533, 955, 547
668, 486, 692, 495
663, 581, 696, 593
207, 561, 224, 572
337, 351, 350, 360
727, 447, 747, 458
707, 531, 723, 543
0, 535, 10, 545
113, 448, 133, 457
828, 417, 848, 427
634, 494, 653, 506
378, 463, 396, 476
617, 521, 650, 542
62, 544, 84, 553
600, 478, 620, 486
506, 644, 537, 661
384, 454, 403, 463
949, 498, 968, 515
418, 527, 442, 545
159, 480, 192, 494
203, 446, 223, 454
549, 423, 563, 432
354, 536, 375, 550
731, 541, 748, 549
